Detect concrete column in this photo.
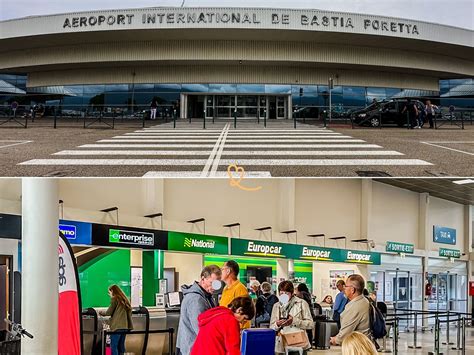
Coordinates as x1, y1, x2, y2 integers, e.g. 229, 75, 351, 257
21, 178, 59, 354
288, 259, 295, 281
464, 205, 473, 314
360, 179, 373, 240
418, 193, 430, 327
276, 259, 288, 284
278, 179, 295, 240
142, 179, 165, 229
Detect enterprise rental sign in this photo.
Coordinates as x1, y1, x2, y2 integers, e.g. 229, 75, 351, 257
231, 239, 381, 265
91, 223, 167, 250
61, 9, 420, 36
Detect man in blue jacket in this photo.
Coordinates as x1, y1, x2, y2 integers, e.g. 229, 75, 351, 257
176, 265, 222, 355
333, 279, 348, 329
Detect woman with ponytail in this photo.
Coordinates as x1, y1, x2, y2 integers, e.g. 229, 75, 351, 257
99, 284, 133, 355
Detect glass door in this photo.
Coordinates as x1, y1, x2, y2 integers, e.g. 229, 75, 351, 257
277, 96, 286, 119
205, 95, 214, 119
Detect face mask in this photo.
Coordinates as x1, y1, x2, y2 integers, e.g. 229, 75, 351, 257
212, 280, 222, 291
279, 294, 290, 305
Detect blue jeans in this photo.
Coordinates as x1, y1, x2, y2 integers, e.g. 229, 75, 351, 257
110, 329, 127, 355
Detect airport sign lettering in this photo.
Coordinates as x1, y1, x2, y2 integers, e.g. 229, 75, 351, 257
433, 226, 456, 245
61, 9, 420, 36
59, 224, 77, 240
109, 229, 154, 246
439, 248, 461, 258
386, 241, 414, 254
340, 250, 381, 265
168, 231, 228, 254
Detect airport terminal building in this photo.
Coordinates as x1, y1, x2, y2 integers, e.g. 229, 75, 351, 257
0, 7, 473, 119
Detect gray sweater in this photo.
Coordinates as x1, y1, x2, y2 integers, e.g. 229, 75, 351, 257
335, 294, 371, 345
176, 282, 216, 355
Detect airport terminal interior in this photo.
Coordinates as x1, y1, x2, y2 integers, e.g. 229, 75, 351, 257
0, 177, 473, 354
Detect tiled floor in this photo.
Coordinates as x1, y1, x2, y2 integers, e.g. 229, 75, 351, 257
309, 327, 474, 354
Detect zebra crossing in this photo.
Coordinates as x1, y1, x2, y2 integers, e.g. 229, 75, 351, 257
19, 123, 433, 176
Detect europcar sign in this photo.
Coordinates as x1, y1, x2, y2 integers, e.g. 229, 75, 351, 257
168, 231, 228, 254
231, 239, 381, 265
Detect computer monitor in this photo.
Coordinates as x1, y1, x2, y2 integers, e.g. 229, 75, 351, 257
167, 291, 182, 307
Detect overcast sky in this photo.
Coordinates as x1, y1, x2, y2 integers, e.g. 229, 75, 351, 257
0, 0, 473, 29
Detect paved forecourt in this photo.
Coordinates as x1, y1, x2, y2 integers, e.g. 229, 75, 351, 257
16, 120, 437, 177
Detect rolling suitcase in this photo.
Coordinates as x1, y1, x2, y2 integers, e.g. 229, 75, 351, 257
241, 328, 276, 355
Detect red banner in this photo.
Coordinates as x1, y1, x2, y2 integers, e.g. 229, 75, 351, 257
58, 232, 82, 355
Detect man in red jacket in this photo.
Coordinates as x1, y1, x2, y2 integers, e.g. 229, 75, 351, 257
191, 296, 255, 355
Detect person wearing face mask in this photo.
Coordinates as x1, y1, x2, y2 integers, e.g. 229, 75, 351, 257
191, 296, 255, 355
270, 281, 314, 354
176, 265, 222, 355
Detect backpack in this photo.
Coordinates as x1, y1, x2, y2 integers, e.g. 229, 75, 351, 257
258, 294, 277, 320
368, 298, 387, 340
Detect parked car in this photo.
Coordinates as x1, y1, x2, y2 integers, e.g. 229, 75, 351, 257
352, 99, 425, 127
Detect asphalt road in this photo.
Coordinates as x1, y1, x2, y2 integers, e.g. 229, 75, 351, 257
0, 118, 472, 177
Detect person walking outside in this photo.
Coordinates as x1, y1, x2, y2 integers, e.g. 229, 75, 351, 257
219, 260, 251, 328
333, 280, 348, 329
401, 99, 419, 129
99, 285, 133, 355
425, 100, 438, 128
176, 265, 222, 355
330, 275, 371, 346
150, 97, 158, 119
191, 296, 255, 355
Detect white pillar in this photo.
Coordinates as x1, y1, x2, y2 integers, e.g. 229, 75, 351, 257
360, 179, 373, 240
288, 259, 295, 281
276, 259, 289, 284
21, 178, 58, 355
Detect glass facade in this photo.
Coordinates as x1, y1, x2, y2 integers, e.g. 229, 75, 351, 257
1, 74, 472, 119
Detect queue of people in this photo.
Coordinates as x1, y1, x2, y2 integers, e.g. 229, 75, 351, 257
100, 262, 385, 355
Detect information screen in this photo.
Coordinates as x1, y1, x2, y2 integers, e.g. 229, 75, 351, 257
168, 292, 181, 307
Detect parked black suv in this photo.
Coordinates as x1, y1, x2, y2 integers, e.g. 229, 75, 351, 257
351, 99, 425, 127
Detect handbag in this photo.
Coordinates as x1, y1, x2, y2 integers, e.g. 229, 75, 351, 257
281, 329, 310, 348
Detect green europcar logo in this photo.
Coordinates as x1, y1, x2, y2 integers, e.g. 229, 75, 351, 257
108, 229, 154, 246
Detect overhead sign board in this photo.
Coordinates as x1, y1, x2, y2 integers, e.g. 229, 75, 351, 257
231, 238, 381, 265
433, 226, 456, 245
168, 231, 229, 255
439, 248, 461, 259
59, 220, 92, 245
0, 213, 21, 240
386, 241, 414, 254
91, 224, 167, 250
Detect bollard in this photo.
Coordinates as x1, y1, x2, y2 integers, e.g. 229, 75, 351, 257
54, 108, 57, 129
173, 111, 176, 129
408, 311, 421, 349
203, 110, 206, 129
393, 317, 399, 355
234, 109, 237, 129
442, 311, 453, 345
264, 110, 267, 128
142, 112, 146, 128
452, 314, 462, 350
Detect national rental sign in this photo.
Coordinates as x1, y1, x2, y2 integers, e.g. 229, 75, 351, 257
168, 231, 229, 254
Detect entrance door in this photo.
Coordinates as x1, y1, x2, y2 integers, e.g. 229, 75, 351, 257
268, 96, 277, 119
277, 96, 286, 119
187, 95, 205, 118
205, 95, 214, 119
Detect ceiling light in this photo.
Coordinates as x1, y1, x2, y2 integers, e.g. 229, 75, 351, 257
453, 179, 474, 185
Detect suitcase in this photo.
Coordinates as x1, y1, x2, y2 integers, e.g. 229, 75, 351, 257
314, 320, 332, 350
241, 328, 276, 355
